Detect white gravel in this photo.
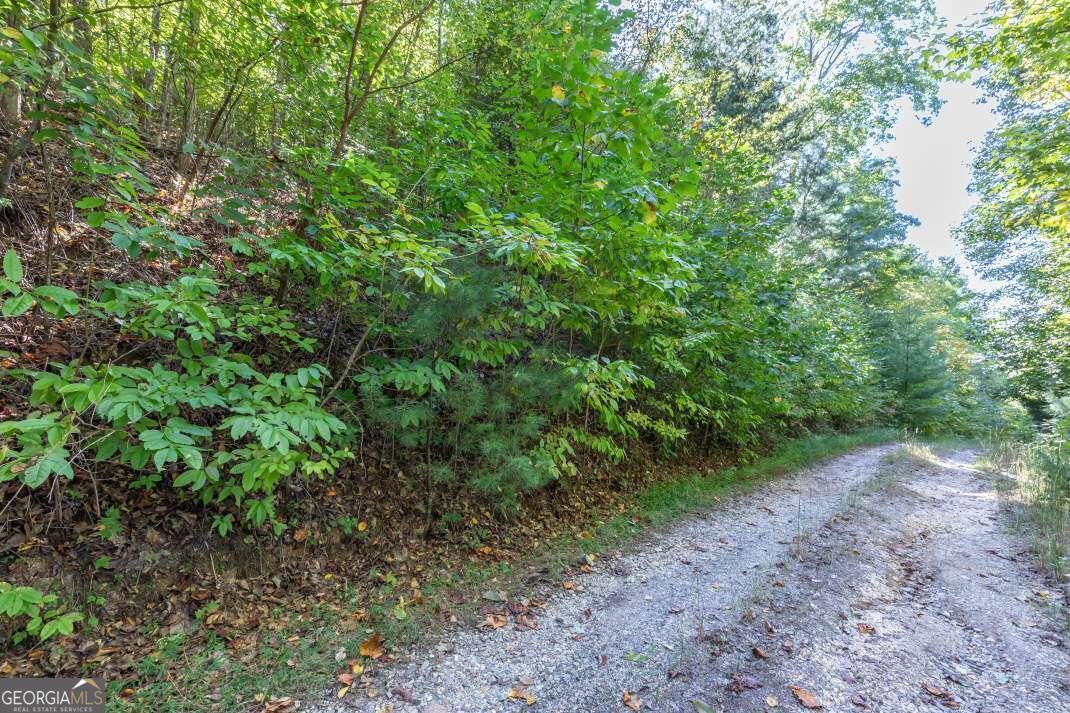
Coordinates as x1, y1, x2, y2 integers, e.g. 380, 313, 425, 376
308, 444, 905, 712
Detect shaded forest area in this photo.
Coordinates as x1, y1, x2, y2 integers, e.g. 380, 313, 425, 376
0, 0, 1064, 708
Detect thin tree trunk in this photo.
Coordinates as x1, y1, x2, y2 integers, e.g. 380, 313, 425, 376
175, 3, 199, 174
1, 3, 23, 127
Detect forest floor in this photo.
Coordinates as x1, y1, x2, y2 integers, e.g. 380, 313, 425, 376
306, 444, 1070, 713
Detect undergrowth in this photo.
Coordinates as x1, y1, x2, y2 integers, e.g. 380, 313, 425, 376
111, 428, 897, 712
980, 440, 1070, 583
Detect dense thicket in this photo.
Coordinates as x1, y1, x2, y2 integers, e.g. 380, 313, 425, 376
0, 0, 1012, 549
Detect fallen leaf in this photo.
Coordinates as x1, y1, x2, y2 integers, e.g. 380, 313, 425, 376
766, 695, 779, 708
337, 686, 350, 699
359, 632, 385, 659
562, 581, 576, 590
261, 698, 298, 713
781, 639, 794, 654
484, 613, 508, 629
921, 683, 959, 707
514, 614, 539, 630
856, 622, 876, 635
337, 672, 354, 685
508, 688, 537, 705
727, 674, 761, 693
293, 528, 309, 542
598, 654, 608, 667
622, 691, 643, 710
788, 685, 822, 709
851, 693, 868, 708
392, 688, 417, 703
753, 646, 770, 659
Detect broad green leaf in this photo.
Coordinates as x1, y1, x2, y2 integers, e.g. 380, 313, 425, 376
3, 249, 21, 283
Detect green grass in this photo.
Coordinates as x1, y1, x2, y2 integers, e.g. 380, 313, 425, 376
978, 439, 1070, 582
112, 427, 899, 712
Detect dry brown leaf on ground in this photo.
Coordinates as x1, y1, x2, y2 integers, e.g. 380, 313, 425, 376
921, 683, 959, 708
788, 685, 823, 709
359, 632, 385, 659
856, 622, 876, 634
514, 613, 539, 630
726, 673, 761, 692
752, 645, 770, 659
261, 697, 299, 713
622, 691, 643, 710
508, 687, 537, 705
484, 613, 508, 629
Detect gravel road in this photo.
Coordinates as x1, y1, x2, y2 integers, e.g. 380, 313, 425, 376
308, 445, 1070, 712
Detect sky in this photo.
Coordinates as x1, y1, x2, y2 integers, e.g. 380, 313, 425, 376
885, 0, 997, 287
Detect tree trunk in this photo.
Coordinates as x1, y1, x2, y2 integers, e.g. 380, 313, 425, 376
1, 3, 23, 128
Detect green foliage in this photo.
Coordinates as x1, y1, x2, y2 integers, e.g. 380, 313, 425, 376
0, 582, 83, 644
0, 0, 1022, 537
950, 0, 1070, 413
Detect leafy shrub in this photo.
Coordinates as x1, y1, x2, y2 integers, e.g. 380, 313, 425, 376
0, 583, 83, 644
